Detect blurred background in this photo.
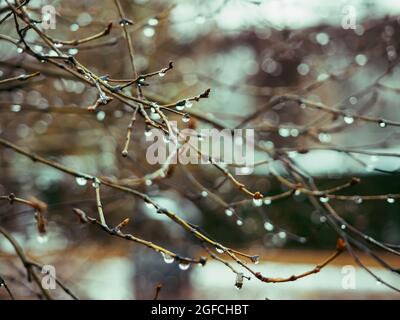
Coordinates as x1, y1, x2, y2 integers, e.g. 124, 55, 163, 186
1, 0, 400, 299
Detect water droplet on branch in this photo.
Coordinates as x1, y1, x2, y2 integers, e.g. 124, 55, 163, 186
75, 177, 87, 186
161, 252, 174, 264
182, 114, 190, 123
344, 115, 354, 124
225, 208, 234, 217
178, 262, 190, 271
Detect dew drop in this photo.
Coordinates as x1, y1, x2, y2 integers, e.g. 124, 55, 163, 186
387, 197, 395, 204
75, 177, 87, 186
278, 231, 287, 239
161, 252, 174, 264
225, 208, 234, 216
158, 71, 165, 77
344, 115, 354, 124
263, 198, 272, 205
11, 104, 21, 112
185, 100, 193, 108
145, 201, 154, 209
145, 179, 152, 186
143, 27, 155, 38
216, 247, 224, 254
182, 113, 190, 123
68, 48, 78, 55
96, 111, 106, 121
252, 198, 263, 207
341, 224, 346, 230
378, 120, 387, 128
353, 196, 363, 204
319, 196, 329, 203
17, 47, 24, 54
201, 190, 208, 198
264, 221, 274, 231
178, 262, 190, 271
144, 130, 152, 137
148, 18, 158, 26
236, 219, 243, 226
251, 255, 260, 264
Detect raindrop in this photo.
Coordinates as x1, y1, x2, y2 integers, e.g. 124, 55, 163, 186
263, 198, 272, 205
175, 101, 185, 111
145, 179, 152, 186
158, 71, 165, 77
349, 96, 358, 105
278, 127, 290, 137
216, 247, 224, 254
252, 198, 263, 207
343, 115, 354, 124
355, 54, 367, 66
144, 130, 152, 137
225, 208, 234, 217
161, 252, 174, 264
378, 120, 387, 128
236, 219, 243, 226
75, 177, 87, 186
387, 197, 395, 204
297, 63, 310, 76
319, 196, 329, 203
278, 231, 287, 239
178, 262, 190, 271
92, 179, 100, 188
68, 48, 78, 55
316, 32, 330, 45
11, 104, 21, 112
148, 18, 158, 26
201, 190, 208, 198
264, 221, 274, 231
354, 196, 363, 204
318, 132, 331, 143
145, 201, 153, 209
96, 111, 106, 121
341, 224, 346, 230
251, 256, 260, 265
17, 47, 24, 54
143, 27, 155, 38
70, 23, 79, 32
290, 128, 299, 137
185, 100, 193, 108
182, 113, 190, 123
